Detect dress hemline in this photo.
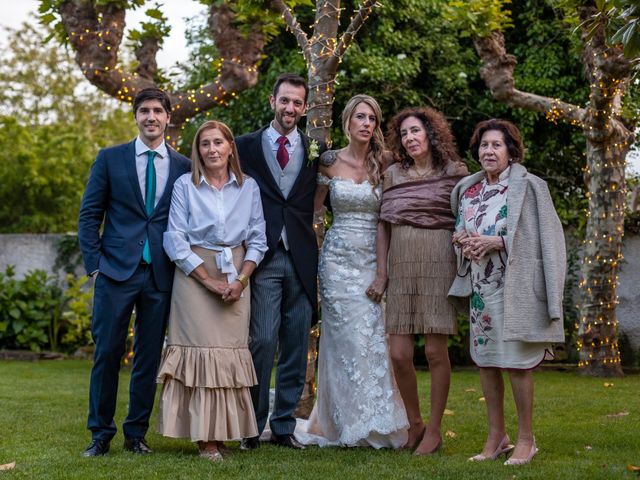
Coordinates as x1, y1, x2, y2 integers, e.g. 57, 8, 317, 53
472, 348, 555, 371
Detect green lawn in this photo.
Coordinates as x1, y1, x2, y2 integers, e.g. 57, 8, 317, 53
1, 360, 638, 479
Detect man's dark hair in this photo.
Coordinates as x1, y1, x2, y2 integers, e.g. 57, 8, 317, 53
272, 73, 309, 102
133, 88, 172, 115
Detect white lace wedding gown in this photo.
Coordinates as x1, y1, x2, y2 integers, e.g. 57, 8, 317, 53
296, 175, 408, 448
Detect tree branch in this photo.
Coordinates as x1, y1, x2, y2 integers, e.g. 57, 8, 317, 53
134, 37, 160, 80
271, 0, 310, 63
57, 0, 265, 144
59, 0, 153, 100
473, 32, 586, 127
335, 0, 377, 59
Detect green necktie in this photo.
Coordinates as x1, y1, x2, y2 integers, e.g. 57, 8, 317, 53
142, 150, 157, 264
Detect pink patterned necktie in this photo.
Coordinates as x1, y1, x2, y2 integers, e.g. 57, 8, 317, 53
276, 136, 290, 169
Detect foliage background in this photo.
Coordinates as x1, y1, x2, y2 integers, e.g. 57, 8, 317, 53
0, 24, 136, 234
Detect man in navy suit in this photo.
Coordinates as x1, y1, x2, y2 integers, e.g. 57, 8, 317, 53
78, 88, 190, 457
236, 74, 325, 450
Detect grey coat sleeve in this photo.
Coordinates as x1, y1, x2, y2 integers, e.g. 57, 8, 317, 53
533, 178, 566, 321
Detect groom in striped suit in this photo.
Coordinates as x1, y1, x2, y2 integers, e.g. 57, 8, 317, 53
236, 73, 324, 450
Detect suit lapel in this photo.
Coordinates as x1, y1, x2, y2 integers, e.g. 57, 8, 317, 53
506, 164, 527, 253
125, 140, 146, 213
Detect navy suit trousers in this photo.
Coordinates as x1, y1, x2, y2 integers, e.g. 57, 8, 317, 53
87, 264, 171, 441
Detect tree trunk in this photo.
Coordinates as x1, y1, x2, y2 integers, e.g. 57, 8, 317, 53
577, 138, 627, 376
306, 1, 341, 144
575, 5, 631, 376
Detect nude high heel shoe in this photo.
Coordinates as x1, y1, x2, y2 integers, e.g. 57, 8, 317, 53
468, 435, 515, 462
504, 438, 538, 466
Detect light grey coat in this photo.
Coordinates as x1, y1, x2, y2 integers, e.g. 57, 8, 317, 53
448, 163, 566, 343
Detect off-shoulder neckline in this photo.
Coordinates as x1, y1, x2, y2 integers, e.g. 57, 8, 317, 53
318, 172, 371, 186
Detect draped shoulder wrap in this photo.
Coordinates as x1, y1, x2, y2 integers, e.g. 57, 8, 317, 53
380, 175, 465, 230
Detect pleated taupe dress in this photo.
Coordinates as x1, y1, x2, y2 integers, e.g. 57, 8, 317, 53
381, 162, 467, 335
157, 245, 258, 442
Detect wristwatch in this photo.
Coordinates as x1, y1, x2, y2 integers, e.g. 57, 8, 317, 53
236, 273, 249, 289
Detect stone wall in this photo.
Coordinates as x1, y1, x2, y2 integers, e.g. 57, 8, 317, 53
618, 236, 640, 352
0, 234, 84, 281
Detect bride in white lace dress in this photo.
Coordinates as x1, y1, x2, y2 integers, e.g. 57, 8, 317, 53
296, 95, 408, 448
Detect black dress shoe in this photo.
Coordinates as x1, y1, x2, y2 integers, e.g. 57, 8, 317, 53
124, 437, 153, 454
271, 434, 305, 450
240, 436, 260, 451
83, 439, 110, 457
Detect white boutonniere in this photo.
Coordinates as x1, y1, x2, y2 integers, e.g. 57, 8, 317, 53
307, 139, 320, 166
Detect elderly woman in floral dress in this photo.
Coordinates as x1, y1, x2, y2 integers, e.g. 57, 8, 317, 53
449, 118, 565, 466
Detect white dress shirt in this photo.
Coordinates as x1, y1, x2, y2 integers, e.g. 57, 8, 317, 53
135, 136, 170, 206
163, 171, 268, 279
266, 121, 300, 159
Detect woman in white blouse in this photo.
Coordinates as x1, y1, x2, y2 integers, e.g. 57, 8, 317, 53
156, 120, 267, 461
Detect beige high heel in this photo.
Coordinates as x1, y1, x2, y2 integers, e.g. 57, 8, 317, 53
468, 435, 515, 462
504, 438, 538, 466
199, 449, 224, 462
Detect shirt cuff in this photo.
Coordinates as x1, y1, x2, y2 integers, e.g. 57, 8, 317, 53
244, 248, 264, 267
176, 252, 204, 276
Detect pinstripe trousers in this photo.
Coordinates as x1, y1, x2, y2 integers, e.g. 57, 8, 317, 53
249, 244, 312, 437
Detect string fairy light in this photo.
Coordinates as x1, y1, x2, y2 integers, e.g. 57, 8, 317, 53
277, 0, 380, 141
538, 36, 633, 371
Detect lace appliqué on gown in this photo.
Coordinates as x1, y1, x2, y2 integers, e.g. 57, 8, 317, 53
296, 174, 408, 449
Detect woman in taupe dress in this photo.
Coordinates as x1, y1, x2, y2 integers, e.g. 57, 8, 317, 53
376, 107, 467, 455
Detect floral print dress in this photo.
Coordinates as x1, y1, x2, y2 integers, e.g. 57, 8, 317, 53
456, 167, 550, 369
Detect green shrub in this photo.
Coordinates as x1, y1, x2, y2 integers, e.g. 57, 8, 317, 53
58, 274, 93, 351
0, 266, 93, 353
0, 266, 60, 351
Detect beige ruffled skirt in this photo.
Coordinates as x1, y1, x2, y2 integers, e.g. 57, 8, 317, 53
385, 225, 458, 335
157, 246, 258, 442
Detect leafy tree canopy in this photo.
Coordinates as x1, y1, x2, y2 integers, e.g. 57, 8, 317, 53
0, 22, 136, 233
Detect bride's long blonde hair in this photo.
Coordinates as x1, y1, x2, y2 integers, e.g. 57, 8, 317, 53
341, 94, 385, 188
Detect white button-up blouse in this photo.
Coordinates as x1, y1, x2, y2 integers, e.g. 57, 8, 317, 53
163, 171, 268, 278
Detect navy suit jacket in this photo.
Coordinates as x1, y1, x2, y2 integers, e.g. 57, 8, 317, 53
236, 127, 326, 314
78, 140, 190, 292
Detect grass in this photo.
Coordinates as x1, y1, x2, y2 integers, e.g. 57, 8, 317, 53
1, 360, 639, 479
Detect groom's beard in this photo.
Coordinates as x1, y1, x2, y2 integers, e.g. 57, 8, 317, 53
274, 110, 301, 134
